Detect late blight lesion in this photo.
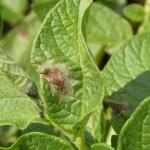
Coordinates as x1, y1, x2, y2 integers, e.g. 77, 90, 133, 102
42, 68, 68, 94
38, 60, 76, 100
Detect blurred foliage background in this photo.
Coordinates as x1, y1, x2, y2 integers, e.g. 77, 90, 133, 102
0, 0, 150, 148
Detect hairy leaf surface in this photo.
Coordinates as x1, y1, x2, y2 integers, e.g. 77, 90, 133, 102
31, 0, 103, 135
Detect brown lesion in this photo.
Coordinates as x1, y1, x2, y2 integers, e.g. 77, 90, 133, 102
41, 68, 68, 94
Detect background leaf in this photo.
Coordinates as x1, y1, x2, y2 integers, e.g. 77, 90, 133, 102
86, 2, 132, 60
0, 15, 2, 39
0, 132, 74, 150
123, 4, 145, 22
0, 0, 28, 23
102, 33, 150, 132
1, 12, 41, 70
33, 0, 60, 20
0, 70, 41, 129
31, 0, 104, 135
22, 122, 55, 135
117, 97, 150, 150
0, 50, 36, 94
138, 0, 150, 33
91, 143, 115, 150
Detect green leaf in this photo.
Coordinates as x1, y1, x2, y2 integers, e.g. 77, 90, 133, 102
0, 132, 74, 150
1, 12, 41, 87
117, 97, 150, 150
102, 33, 150, 132
0, 70, 40, 129
139, 20, 150, 33
139, 0, 150, 33
1, 12, 41, 70
100, 0, 126, 5
84, 130, 96, 148
123, 4, 145, 22
111, 135, 118, 149
33, 0, 60, 20
22, 122, 55, 135
0, 0, 28, 23
0, 125, 18, 148
91, 143, 115, 150
0, 50, 35, 94
87, 2, 132, 57
31, 0, 103, 135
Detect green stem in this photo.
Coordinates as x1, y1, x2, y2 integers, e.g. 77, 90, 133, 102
80, 134, 87, 150
145, 0, 150, 20
75, 135, 87, 150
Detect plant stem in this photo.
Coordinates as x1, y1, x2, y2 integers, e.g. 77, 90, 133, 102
145, 0, 150, 20
75, 135, 87, 150
81, 134, 87, 150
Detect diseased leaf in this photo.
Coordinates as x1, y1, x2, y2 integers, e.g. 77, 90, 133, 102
31, 0, 103, 135
0, 132, 74, 150
91, 143, 115, 150
123, 4, 145, 22
0, 70, 40, 129
102, 33, 150, 132
117, 97, 150, 150
87, 2, 132, 57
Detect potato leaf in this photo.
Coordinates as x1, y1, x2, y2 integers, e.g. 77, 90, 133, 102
0, 50, 36, 94
33, 0, 60, 20
102, 33, 150, 132
91, 143, 115, 150
0, 0, 28, 23
139, 0, 150, 33
0, 70, 40, 129
123, 4, 145, 22
87, 2, 132, 56
117, 97, 150, 150
0, 132, 74, 150
31, 0, 103, 135
0, 15, 2, 39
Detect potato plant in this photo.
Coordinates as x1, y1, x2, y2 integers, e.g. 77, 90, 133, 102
0, 0, 150, 150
